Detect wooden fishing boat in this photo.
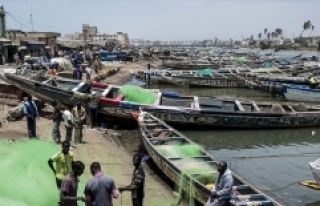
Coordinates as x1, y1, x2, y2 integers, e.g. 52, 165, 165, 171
160, 75, 248, 88
134, 111, 283, 206
283, 84, 320, 102
161, 62, 218, 70
4, 72, 320, 129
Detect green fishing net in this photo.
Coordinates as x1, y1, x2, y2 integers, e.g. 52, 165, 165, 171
158, 143, 217, 205
0, 139, 88, 206
119, 85, 156, 104
231, 57, 250, 63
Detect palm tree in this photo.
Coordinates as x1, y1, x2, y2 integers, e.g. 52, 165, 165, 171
275, 28, 283, 37
250, 35, 254, 40
308, 25, 315, 37
267, 33, 271, 40
258, 33, 262, 39
300, 20, 311, 37
271, 32, 276, 40
264, 28, 268, 36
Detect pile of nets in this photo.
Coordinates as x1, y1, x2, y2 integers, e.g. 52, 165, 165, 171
231, 56, 250, 63
119, 85, 156, 104
159, 143, 217, 206
0, 139, 88, 206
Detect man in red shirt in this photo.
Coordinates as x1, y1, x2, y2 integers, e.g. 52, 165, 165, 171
59, 161, 86, 206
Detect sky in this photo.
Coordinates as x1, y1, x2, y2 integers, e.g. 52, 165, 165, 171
2, 0, 320, 41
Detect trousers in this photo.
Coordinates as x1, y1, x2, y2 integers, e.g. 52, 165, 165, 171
89, 106, 97, 127
74, 121, 82, 144
52, 121, 61, 141
65, 125, 73, 142
27, 117, 36, 138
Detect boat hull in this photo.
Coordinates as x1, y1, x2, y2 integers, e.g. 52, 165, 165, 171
137, 112, 282, 205
98, 104, 320, 129
283, 84, 320, 102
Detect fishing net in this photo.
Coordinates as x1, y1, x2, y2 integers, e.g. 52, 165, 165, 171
0, 139, 88, 206
158, 143, 217, 206
231, 57, 249, 63
119, 85, 156, 104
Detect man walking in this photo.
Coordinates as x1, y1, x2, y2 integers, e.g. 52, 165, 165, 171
72, 102, 86, 144
63, 105, 77, 149
48, 141, 74, 190
47, 100, 62, 144
205, 161, 234, 206
119, 154, 145, 206
59, 161, 86, 206
84, 162, 119, 206
23, 95, 39, 138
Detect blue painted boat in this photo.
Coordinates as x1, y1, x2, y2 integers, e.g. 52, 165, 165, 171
99, 51, 127, 61
283, 84, 320, 102
134, 111, 282, 205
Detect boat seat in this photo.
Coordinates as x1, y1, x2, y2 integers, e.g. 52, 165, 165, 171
115, 93, 125, 101
148, 137, 184, 142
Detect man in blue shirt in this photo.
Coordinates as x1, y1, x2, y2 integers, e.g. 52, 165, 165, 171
23, 96, 39, 138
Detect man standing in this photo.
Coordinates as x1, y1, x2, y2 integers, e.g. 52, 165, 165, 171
85, 65, 91, 81
84, 162, 119, 206
48, 141, 74, 190
59, 161, 86, 206
72, 102, 86, 144
205, 161, 234, 206
47, 100, 62, 144
88, 94, 98, 129
63, 105, 77, 149
23, 95, 39, 138
119, 154, 145, 206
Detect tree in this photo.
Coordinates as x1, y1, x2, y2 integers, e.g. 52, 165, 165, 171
308, 25, 315, 37
300, 20, 311, 37
275, 28, 282, 37
267, 33, 271, 40
250, 35, 254, 40
258, 33, 262, 39
271, 32, 276, 40
264, 28, 268, 36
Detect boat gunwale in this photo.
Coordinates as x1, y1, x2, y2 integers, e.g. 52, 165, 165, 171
137, 112, 283, 206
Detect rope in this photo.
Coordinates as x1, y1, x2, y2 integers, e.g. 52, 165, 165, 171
261, 181, 300, 192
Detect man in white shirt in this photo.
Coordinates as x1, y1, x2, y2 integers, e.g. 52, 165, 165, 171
85, 66, 91, 81
63, 105, 77, 149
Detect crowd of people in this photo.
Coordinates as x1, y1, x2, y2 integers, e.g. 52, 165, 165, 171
23, 96, 98, 147
48, 141, 145, 206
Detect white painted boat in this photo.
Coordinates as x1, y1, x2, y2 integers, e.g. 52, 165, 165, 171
283, 84, 320, 102
309, 158, 320, 185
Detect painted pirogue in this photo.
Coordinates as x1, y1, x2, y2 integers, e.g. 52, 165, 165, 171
3, 72, 320, 129
133, 111, 283, 206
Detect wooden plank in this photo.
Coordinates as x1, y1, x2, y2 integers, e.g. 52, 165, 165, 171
251, 101, 260, 112
193, 96, 200, 109
235, 100, 245, 111
153, 92, 162, 105
272, 103, 285, 113
286, 104, 296, 113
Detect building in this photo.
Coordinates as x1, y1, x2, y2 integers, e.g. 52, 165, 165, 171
58, 24, 130, 49
5, 30, 61, 56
